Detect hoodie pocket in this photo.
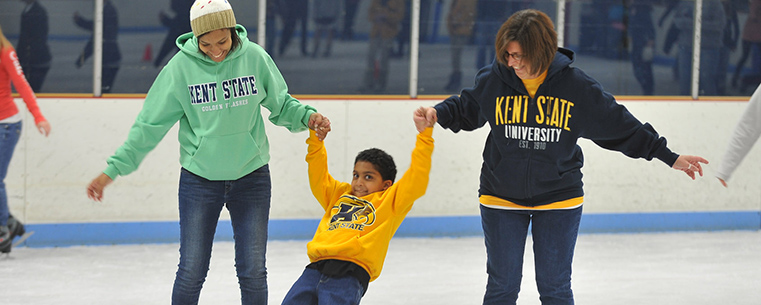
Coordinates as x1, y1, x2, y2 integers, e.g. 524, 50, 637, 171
189, 131, 262, 178
487, 157, 529, 197
308, 229, 366, 259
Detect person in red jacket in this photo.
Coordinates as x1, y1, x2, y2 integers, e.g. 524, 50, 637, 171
0, 24, 51, 253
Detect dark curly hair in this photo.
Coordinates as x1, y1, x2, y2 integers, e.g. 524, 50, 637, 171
355, 148, 397, 183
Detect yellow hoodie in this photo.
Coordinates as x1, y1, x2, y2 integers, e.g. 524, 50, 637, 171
304, 127, 434, 282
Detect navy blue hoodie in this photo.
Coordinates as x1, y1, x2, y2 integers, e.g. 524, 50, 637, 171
434, 48, 679, 207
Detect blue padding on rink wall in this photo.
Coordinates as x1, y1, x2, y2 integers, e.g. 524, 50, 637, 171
18, 211, 761, 248
579, 211, 761, 233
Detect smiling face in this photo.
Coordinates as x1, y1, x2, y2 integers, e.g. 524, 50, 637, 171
351, 161, 392, 197
198, 28, 232, 62
506, 41, 539, 80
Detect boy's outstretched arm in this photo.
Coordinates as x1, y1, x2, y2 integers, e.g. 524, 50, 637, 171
390, 109, 435, 213
306, 128, 345, 210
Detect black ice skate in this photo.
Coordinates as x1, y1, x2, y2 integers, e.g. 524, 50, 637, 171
2, 215, 34, 253
0, 225, 11, 254
8, 215, 25, 238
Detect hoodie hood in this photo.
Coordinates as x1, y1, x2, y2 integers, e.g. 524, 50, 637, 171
492, 47, 575, 92
176, 24, 249, 63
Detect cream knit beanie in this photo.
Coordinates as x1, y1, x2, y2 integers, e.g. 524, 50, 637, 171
190, 0, 237, 37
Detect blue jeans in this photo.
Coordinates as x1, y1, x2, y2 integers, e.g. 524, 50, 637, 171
172, 166, 271, 305
480, 205, 583, 305
0, 122, 22, 227
281, 268, 365, 305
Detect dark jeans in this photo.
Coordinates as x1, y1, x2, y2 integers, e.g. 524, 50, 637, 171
172, 166, 271, 305
481, 204, 583, 305
281, 268, 365, 305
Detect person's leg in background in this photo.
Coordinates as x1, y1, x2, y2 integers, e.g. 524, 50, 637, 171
475, 21, 498, 69
102, 66, 119, 94
361, 37, 382, 92
698, 47, 721, 95
376, 37, 394, 92
741, 42, 761, 92
342, 0, 360, 40
278, 1, 298, 56
445, 35, 467, 92
298, 2, 309, 56
678, 45, 693, 95
732, 40, 751, 88
631, 39, 654, 95
0, 122, 21, 228
0, 122, 22, 252
21, 65, 49, 92
718, 46, 731, 95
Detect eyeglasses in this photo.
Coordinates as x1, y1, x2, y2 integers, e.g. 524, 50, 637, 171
506, 52, 524, 61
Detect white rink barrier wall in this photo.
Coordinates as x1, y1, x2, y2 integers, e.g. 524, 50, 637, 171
7, 98, 761, 247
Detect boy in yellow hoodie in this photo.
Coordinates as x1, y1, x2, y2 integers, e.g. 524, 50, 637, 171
281, 108, 435, 304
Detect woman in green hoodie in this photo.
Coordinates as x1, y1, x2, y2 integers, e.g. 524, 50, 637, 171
86, 0, 330, 303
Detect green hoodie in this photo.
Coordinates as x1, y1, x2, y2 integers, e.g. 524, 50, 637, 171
103, 25, 316, 181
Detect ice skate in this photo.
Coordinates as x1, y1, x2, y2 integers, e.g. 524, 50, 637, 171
8, 215, 25, 238
0, 226, 11, 254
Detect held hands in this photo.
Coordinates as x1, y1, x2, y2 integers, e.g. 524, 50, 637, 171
671, 155, 709, 180
36, 121, 51, 137
86, 173, 113, 202
414, 106, 437, 133
309, 113, 331, 141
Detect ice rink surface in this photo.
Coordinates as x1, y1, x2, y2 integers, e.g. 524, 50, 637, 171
2, 231, 760, 305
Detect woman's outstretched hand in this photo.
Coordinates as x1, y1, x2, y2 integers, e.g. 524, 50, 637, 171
309, 113, 331, 141
672, 155, 709, 180
414, 107, 437, 133
86, 173, 113, 201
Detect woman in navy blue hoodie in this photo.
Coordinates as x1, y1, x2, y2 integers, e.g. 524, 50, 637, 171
418, 9, 708, 305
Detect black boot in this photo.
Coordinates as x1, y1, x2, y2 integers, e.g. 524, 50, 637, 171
8, 215, 25, 238
0, 225, 11, 253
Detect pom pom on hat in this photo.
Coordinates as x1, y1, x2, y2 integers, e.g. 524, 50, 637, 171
190, 0, 237, 37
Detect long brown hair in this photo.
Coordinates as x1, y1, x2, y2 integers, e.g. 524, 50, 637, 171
495, 9, 557, 76
0, 24, 9, 49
